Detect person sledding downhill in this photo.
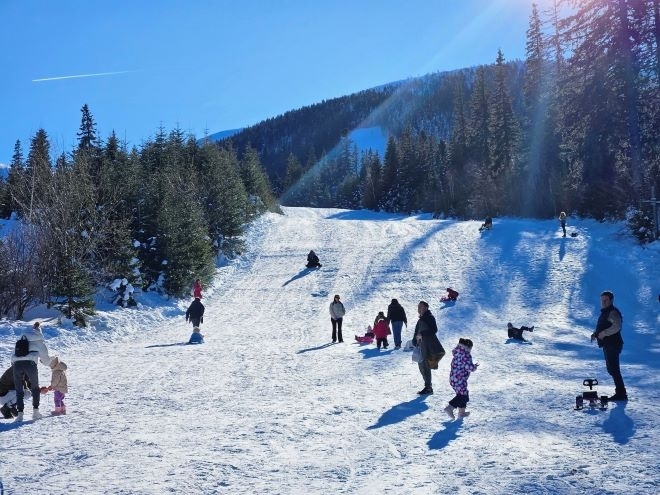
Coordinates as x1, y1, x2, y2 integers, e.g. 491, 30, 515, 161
355, 326, 375, 344
306, 250, 322, 268
479, 216, 493, 232
441, 288, 459, 302
507, 322, 534, 341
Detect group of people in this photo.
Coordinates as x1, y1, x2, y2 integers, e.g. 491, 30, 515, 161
1, 321, 69, 422
345, 287, 629, 418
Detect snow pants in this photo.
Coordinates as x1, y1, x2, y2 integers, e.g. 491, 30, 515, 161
331, 318, 343, 342
391, 320, 404, 347
603, 344, 626, 393
12, 360, 40, 412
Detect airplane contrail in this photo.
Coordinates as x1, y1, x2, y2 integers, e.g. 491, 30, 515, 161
32, 70, 135, 82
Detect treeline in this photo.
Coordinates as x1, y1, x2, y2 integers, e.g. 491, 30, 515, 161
229, 1, 660, 222
0, 105, 278, 324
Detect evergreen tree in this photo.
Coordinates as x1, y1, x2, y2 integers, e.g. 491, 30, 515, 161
239, 145, 278, 218
24, 129, 52, 221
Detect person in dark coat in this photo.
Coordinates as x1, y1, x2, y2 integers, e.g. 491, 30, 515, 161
413, 301, 445, 395
387, 299, 408, 349
591, 290, 627, 401
0, 365, 32, 418
479, 216, 493, 231
306, 250, 322, 268
186, 297, 205, 329
507, 322, 534, 341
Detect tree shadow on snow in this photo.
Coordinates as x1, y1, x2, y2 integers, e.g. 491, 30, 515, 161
601, 402, 634, 445
366, 396, 430, 430
282, 267, 317, 287
427, 420, 464, 450
296, 342, 335, 354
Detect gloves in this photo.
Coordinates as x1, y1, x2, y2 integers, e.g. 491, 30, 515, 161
590, 333, 597, 342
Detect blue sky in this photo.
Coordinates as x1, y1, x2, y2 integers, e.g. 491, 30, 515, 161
0, 0, 551, 166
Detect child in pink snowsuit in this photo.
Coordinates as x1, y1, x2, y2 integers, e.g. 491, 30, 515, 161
444, 338, 478, 419
192, 279, 203, 299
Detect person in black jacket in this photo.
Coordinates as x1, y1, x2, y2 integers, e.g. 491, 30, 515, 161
387, 298, 408, 349
590, 291, 627, 401
413, 301, 445, 395
186, 297, 205, 329
306, 250, 322, 268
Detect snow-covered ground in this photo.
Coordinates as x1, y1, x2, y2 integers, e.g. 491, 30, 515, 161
1, 207, 659, 495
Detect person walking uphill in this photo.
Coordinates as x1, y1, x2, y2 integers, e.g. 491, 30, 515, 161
413, 301, 445, 395
329, 294, 346, 343
12, 321, 51, 422
186, 297, 205, 329
387, 298, 408, 349
591, 291, 627, 401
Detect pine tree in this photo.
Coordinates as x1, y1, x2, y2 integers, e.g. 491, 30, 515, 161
24, 129, 52, 221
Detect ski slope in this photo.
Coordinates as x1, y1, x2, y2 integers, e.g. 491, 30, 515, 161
1, 207, 659, 494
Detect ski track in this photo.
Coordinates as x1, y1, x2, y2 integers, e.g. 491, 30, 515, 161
1, 207, 659, 494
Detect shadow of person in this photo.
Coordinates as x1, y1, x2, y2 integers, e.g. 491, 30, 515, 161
602, 402, 634, 445
282, 268, 315, 287
559, 237, 566, 261
427, 419, 463, 450
296, 342, 335, 354
366, 396, 430, 430
145, 342, 187, 348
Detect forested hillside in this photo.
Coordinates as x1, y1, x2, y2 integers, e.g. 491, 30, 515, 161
222, 2, 660, 224
0, 105, 278, 324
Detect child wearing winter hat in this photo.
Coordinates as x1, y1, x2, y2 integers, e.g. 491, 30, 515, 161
444, 338, 479, 420
48, 356, 68, 415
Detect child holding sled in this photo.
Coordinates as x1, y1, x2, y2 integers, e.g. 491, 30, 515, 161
444, 338, 479, 420
372, 312, 391, 349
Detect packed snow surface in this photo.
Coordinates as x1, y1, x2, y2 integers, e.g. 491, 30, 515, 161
1, 207, 659, 494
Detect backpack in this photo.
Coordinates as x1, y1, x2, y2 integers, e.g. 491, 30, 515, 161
15, 335, 30, 357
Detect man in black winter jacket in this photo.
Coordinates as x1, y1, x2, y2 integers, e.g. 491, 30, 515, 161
186, 297, 205, 329
591, 291, 627, 401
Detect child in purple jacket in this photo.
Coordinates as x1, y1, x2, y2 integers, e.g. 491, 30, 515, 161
444, 338, 479, 419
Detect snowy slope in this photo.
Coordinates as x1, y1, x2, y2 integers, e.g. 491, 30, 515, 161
1, 208, 659, 495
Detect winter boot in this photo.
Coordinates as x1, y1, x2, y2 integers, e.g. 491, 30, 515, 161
443, 405, 455, 419
14, 411, 24, 422
457, 408, 470, 418
417, 387, 433, 395
609, 391, 628, 401
32, 408, 43, 420
61, 404, 67, 414
52, 406, 62, 415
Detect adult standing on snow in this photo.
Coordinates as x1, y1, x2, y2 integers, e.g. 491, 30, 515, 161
591, 291, 627, 401
387, 298, 407, 349
559, 212, 567, 237
329, 294, 345, 343
12, 321, 51, 421
186, 297, 205, 329
413, 301, 445, 395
